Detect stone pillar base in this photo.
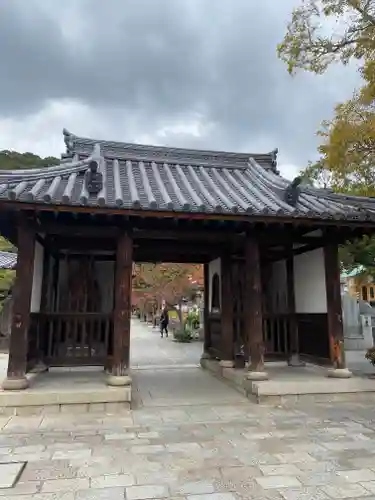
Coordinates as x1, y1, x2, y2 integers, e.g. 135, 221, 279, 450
327, 368, 352, 379
246, 371, 269, 381
30, 361, 49, 374
287, 354, 306, 367
105, 374, 132, 387
200, 351, 211, 361
219, 360, 234, 368
2, 376, 29, 391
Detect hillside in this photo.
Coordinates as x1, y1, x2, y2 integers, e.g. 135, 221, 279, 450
0, 150, 59, 294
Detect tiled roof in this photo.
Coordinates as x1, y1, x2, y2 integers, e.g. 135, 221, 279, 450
0, 251, 17, 270
0, 129, 374, 221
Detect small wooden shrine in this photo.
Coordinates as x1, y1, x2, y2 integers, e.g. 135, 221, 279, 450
0, 128, 374, 391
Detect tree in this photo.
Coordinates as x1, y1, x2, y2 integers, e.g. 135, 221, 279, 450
0, 151, 59, 295
0, 150, 59, 170
279, 0, 375, 273
134, 263, 203, 325
278, 0, 375, 185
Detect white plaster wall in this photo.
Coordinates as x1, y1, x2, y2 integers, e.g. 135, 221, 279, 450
208, 258, 221, 312
30, 241, 44, 313
294, 248, 327, 313
270, 260, 288, 313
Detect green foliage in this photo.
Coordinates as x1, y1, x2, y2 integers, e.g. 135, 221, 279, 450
281, 1, 375, 275
0, 150, 59, 171
173, 328, 193, 343
279, 1, 375, 183
302, 162, 375, 273
185, 308, 200, 331
365, 346, 375, 366
278, 0, 375, 76
0, 149, 58, 294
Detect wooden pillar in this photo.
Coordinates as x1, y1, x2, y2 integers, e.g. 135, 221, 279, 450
286, 252, 305, 367
106, 232, 133, 386
324, 243, 351, 377
201, 263, 211, 358
220, 253, 234, 367
245, 235, 268, 380
2, 219, 36, 390
31, 245, 50, 372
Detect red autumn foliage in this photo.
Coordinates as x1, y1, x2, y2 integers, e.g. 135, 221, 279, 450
132, 263, 203, 321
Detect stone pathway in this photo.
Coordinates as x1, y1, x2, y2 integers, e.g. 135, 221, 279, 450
1, 320, 375, 499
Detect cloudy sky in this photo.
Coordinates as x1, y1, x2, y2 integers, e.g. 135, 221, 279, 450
0, 0, 360, 179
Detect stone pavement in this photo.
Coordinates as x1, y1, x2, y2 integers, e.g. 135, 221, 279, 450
1, 320, 375, 499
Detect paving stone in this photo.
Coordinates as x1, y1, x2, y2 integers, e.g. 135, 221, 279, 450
130, 445, 165, 455
255, 476, 302, 489
51, 449, 92, 460
337, 469, 375, 483
75, 488, 125, 500
104, 432, 137, 440
360, 482, 375, 494
41, 477, 90, 493
135, 470, 179, 485
0, 461, 25, 488
275, 453, 316, 464
321, 483, 372, 498
21, 464, 79, 481
166, 442, 202, 453
0, 479, 41, 496
177, 481, 216, 495
278, 487, 331, 500
260, 465, 302, 476
137, 432, 160, 439
90, 473, 135, 488
126, 484, 169, 499
9, 493, 75, 500
297, 472, 346, 486
186, 494, 237, 500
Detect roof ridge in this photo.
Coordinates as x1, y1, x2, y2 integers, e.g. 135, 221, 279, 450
62, 128, 278, 166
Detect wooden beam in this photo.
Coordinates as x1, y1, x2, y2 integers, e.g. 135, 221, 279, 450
324, 242, 347, 370
133, 229, 244, 242
4, 201, 375, 228
37, 223, 120, 238
47, 236, 116, 252
108, 232, 133, 382
203, 263, 210, 354
285, 249, 305, 366
245, 236, 267, 376
3, 218, 36, 390
220, 252, 234, 363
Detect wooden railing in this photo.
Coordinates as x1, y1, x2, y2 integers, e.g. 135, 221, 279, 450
29, 312, 113, 367
263, 313, 291, 359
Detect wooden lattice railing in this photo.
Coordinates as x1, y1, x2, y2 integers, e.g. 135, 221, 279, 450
29, 312, 113, 367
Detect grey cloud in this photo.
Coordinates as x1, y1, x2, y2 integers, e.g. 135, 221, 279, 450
0, 0, 361, 170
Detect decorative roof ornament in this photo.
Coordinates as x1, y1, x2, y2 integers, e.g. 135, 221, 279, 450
63, 128, 74, 154
284, 176, 302, 207
84, 144, 103, 195
269, 148, 279, 174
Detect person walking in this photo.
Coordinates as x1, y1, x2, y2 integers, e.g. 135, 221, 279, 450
160, 306, 169, 338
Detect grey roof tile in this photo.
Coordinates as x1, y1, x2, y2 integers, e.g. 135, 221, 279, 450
0, 251, 17, 270
0, 129, 374, 221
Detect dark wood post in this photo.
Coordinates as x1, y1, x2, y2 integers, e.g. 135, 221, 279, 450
245, 235, 268, 380
2, 218, 36, 390
324, 243, 351, 377
286, 252, 305, 367
106, 232, 133, 386
220, 253, 234, 367
201, 263, 211, 359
